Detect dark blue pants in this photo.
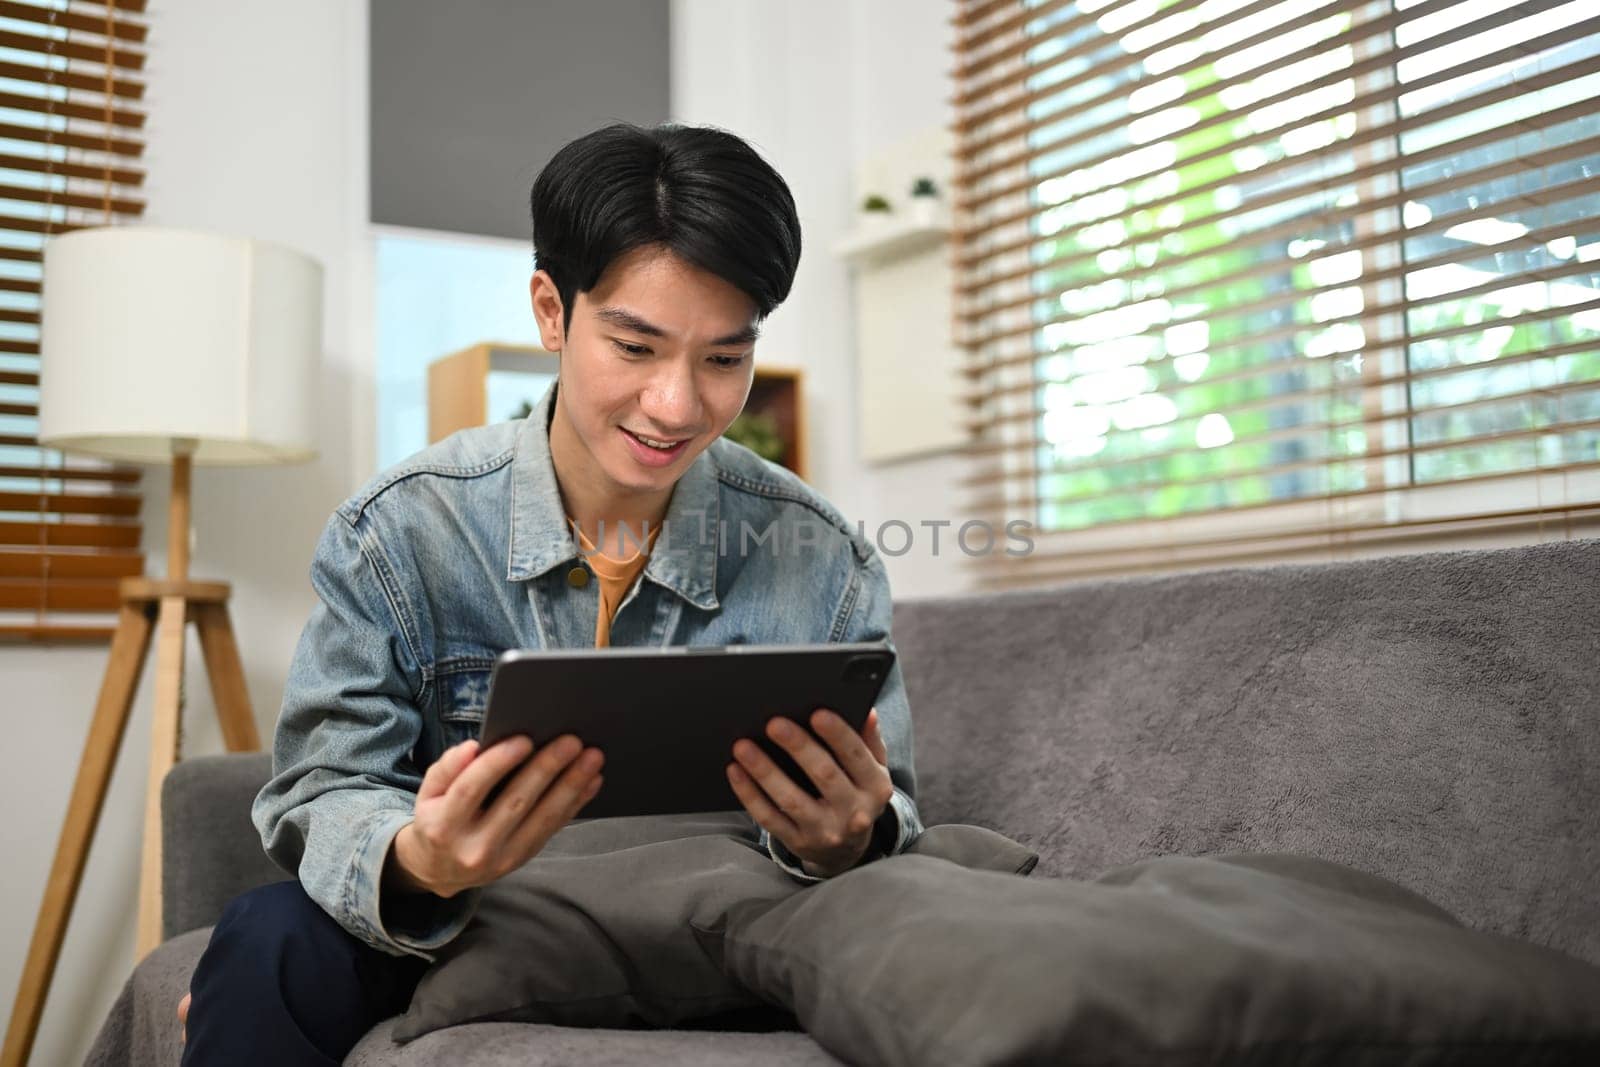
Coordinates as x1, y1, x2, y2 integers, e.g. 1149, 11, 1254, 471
181, 880, 430, 1066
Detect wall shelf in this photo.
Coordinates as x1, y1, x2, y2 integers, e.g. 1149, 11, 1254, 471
833, 211, 950, 266
834, 125, 965, 465
427, 341, 560, 444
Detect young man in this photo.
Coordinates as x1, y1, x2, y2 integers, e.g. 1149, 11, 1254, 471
178, 123, 924, 1065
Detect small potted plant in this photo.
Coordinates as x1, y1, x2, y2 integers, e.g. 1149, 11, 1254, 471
860, 193, 893, 232
723, 410, 785, 465
908, 176, 940, 225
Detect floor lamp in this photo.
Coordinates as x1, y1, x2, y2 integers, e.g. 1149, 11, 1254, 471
2, 227, 322, 1067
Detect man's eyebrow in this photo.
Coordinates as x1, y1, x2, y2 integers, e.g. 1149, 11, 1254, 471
594, 305, 667, 337
593, 305, 760, 347
711, 323, 761, 346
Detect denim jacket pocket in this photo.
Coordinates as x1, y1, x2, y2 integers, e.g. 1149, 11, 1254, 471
436, 660, 495, 748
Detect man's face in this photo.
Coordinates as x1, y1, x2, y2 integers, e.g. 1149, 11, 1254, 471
531, 245, 759, 498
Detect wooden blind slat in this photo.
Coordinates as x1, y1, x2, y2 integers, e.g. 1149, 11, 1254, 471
0, 370, 38, 385
0, 180, 143, 214
0, 463, 139, 482
0, 58, 142, 100
0, 149, 144, 185
0, 0, 145, 42
70, 0, 150, 15
0, 118, 142, 157
0, 489, 141, 517
0, 576, 122, 611
954, 0, 1027, 34
0, 549, 142, 578
0, 88, 143, 130
0, 27, 142, 71
0, 623, 115, 641
0, 519, 141, 549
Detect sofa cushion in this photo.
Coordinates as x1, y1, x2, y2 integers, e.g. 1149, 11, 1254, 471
84, 926, 211, 1067
79, 920, 845, 1067
709, 850, 1600, 1066
354, 1014, 846, 1065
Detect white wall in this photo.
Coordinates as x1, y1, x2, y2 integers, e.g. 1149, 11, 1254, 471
0, 3, 371, 1064
671, 0, 978, 600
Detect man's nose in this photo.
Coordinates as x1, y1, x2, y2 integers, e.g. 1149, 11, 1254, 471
640, 363, 703, 432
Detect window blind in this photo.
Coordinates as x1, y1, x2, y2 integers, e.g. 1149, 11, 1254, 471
0, 0, 145, 641
953, 0, 1600, 584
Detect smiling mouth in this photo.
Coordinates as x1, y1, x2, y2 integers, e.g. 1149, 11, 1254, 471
622, 428, 693, 452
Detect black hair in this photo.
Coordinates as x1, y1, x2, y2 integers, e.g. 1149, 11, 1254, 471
530, 123, 802, 331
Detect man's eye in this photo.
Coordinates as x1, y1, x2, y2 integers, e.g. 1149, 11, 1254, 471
711, 355, 747, 368
613, 341, 650, 357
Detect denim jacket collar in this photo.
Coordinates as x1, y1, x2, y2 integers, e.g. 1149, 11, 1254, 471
506, 381, 720, 611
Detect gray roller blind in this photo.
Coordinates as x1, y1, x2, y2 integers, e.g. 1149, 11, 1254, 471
370, 0, 671, 241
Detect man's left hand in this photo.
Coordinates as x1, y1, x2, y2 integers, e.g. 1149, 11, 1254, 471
726, 706, 893, 878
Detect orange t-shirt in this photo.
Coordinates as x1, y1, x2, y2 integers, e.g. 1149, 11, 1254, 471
568, 519, 660, 647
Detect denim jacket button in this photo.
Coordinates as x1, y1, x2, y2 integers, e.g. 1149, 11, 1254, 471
566, 565, 590, 589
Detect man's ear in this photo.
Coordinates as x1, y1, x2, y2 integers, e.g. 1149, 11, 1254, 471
529, 270, 566, 352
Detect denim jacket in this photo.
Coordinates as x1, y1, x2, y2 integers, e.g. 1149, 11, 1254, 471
252, 382, 925, 959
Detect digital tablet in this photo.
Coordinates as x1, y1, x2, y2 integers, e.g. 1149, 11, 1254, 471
478, 643, 895, 818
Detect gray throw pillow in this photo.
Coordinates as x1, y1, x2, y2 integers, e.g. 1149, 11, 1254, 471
903, 822, 1039, 875
392, 812, 786, 1040
394, 817, 1037, 1041
704, 851, 1600, 1066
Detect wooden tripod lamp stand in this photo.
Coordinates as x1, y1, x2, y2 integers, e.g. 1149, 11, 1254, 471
2, 227, 322, 1067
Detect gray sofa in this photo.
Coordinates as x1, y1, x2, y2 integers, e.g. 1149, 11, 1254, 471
88, 537, 1600, 1064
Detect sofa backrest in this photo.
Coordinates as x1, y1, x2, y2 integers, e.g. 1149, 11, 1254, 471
893, 538, 1600, 966
163, 752, 279, 939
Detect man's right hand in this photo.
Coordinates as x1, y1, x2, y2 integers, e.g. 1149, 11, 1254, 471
384, 733, 604, 899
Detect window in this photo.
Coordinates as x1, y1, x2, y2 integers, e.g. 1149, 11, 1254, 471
0, 0, 147, 640
953, 0, 1600, 581
373, 228, 545, 472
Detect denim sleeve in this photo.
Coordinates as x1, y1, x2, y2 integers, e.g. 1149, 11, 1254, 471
251, 510, 480, 960
762, 547, 926, 882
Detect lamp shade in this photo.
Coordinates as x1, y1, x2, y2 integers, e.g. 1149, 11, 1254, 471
37, 226, 323, 465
